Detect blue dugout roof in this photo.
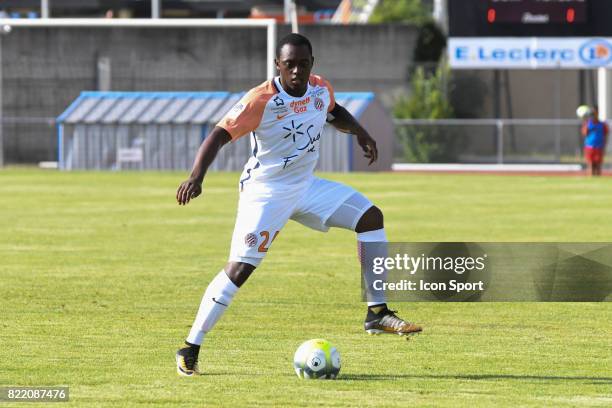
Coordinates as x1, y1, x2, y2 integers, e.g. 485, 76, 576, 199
57, 91, 374, 125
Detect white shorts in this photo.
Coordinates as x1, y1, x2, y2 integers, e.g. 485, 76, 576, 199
229, 177, 372, 266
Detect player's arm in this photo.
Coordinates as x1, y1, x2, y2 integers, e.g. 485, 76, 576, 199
328, 103, 378, 165
176, 126, 231, 205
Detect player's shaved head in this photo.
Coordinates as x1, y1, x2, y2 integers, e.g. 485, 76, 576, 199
274, 33, 314, 97
275, 33, 313, 58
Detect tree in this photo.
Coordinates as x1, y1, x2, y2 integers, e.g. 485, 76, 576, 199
394, 65, 461, 163
414, 21, 446, 64
369, 0, 432, 25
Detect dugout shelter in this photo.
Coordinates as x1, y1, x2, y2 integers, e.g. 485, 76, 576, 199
57, 91, 393, 172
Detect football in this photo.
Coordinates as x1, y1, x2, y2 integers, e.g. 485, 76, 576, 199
576, 105, 593, 119
293, 339, 341, 379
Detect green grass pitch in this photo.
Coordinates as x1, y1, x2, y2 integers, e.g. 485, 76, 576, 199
1, 168, 611, 407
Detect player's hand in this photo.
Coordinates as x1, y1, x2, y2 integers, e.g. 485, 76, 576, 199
356, 132, 378, 165
176, 178, 202, 205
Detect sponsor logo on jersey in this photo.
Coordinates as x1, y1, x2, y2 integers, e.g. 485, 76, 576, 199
290, 97, 310, 113
271, 105, 289, 114
244, 233, 258, 248
273, 95, 285, 106
282, 120, 305, 143
308, 88, 325, 98
314, 97, 324, 111
271, 98, 289, 118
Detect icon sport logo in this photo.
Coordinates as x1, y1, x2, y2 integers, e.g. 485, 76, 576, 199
579, 39, 612, 66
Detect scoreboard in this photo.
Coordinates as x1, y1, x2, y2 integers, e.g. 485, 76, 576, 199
449, 0, 612, 37
448, 0, 612, 68
486, 0, 587, 25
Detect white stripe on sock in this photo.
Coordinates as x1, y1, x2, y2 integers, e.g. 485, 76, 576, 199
357, 228, 387, 242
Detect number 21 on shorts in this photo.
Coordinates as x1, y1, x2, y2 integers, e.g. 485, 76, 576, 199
258, 231, 279, 253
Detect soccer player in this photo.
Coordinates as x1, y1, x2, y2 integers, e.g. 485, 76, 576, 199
581, 106, 608, 176
175, 33, 422, 376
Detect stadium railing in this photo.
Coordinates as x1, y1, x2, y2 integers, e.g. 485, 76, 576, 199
1, 117, 610, 168
392, 118, 611, 166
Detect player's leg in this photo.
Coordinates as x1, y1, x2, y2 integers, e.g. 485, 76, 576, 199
593, 149, 602, 176
352, 207, 422, 336
585, 148, 595, 176
177, 195, 294, 376
186, 262, 255, 343
291, 178, 422, 338
354, 205, 383, 232
327, 195, 422, 336
176, 260, 255, 376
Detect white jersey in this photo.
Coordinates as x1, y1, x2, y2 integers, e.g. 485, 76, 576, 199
217, 74, 336, 194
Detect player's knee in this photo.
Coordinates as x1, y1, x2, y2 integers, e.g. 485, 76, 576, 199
355, 205, 384, 233
224, 261, 256, 287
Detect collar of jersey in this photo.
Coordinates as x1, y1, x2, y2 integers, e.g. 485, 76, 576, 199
273, 76, 311, 99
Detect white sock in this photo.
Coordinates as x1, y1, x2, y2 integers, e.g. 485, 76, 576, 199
186, 270, 239, 345
357, 228, 387, 243
357, 228, 388, 306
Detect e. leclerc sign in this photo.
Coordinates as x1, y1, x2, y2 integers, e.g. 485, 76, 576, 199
449, 37, 612, 69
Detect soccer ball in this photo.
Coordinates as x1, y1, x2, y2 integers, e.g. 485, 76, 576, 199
293, 339, 341, 379
576, 105, 593, 119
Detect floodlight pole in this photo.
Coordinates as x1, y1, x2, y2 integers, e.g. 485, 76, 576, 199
0, 24, 10, 167
284, 0, 299, 33
597, 67, 611, 121
433, 0, 448, 33
267, 22, 276, 78
41, 0, 50, 18
151, 0, 161, 19
284, 0, 291, 23
291, 1, 299, 33
0, 33, 3, 167
554, 64, 561, 162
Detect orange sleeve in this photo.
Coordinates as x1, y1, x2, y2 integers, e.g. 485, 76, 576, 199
309, 74, 336, 112
217, 82, 276, 141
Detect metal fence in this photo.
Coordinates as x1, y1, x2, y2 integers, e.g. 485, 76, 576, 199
393, 118, 610, 165
2, 117, 610, 167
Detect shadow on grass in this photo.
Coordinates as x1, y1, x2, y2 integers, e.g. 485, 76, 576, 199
339, 373, 612, 383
